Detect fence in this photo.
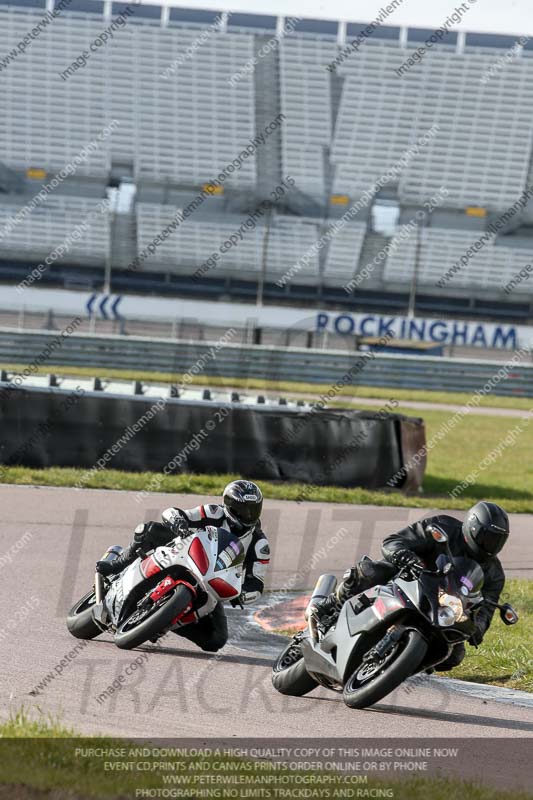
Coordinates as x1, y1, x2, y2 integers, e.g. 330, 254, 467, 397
1, 327, 532, 396
0, 385, 426, 491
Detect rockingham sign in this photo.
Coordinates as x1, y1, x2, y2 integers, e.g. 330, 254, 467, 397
315, 311, 519, 350
1, 286, 528, 352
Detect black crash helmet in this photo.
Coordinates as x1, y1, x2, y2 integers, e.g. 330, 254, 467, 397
462, 501, 509, 560
223, 480, 263, 533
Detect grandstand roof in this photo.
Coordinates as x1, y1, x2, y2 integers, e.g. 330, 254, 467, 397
1, 0, 532, 41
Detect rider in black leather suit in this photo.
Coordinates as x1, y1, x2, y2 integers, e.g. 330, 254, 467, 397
311, 502, 508, 670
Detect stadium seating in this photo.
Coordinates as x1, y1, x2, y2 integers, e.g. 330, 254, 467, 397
333, 41, 533, 210
123, 27, 257, 185
279, 37, 336, 203
383, 227, 533, 290
0, 196, 109, 265
0, 7, 256, 185
137, 203, 321, 283
322, 222, 366, 286
2, 3, 533, 296
0, 9, 109, 176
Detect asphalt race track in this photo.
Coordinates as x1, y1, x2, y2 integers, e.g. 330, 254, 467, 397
1, 484, 532, 767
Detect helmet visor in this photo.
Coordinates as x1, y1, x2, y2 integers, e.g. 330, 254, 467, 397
224, 503, 262, 530
236, 501, 262, 526
477, 527, 508, 556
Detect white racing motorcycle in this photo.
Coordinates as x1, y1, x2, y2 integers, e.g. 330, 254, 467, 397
66, 526, 244, 649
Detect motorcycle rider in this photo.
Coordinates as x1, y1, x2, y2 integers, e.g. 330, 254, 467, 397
310, 501, 508, 671
96, 480, 270, 652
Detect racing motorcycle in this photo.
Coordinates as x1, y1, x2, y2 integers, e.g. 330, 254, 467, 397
272, 527, 519, 709
66, 526, 245, 649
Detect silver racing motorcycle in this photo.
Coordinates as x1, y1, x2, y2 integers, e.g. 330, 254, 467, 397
66, 526, 244, 649
272, 527, 518, 709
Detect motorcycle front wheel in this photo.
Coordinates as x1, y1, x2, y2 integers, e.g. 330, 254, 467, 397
114, 583, 195, 650
271, 636, 318, 696
342, 629, 427, 710
66, 590, 102, 640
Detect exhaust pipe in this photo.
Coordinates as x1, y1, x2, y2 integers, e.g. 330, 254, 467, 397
305, 573, 337, 620
94, 544, 123, 604
95, 572, 104, 605
306, 574, 337, 642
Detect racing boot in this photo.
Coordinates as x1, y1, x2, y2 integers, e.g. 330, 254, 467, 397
309, 593, 343, 636
96, 542, 136, 576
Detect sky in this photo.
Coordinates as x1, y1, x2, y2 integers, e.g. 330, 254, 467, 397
141, 0, 532, 38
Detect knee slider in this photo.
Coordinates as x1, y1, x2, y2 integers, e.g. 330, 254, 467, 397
357, 557, 376, 579
133, 522, 149, 544
202, 638, 225, 652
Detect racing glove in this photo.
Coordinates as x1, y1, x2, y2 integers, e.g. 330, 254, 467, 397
161, 508, 190, 538
389, 548, 425, 576
95, 559, 117, 577
308, 594, 341, 623
469, 622, 485, 647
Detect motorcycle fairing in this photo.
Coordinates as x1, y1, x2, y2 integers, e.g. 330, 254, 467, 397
301, 575, 435, 683
301, 593, 403, 684
299, 553, 486, 690
103, 526, 243, 627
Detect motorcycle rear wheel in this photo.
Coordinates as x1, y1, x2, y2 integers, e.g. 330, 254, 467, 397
271, 637, 318, 696
66, 590, 102, 640
114, 584, 194, 650
343, 629, 427, 709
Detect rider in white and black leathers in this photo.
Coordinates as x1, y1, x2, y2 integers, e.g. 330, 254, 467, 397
311, 501, 508, 671
96, 480, 270, 652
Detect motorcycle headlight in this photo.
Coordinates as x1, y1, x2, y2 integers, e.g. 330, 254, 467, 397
438, 592, 467, 625
437, 605, 456, 627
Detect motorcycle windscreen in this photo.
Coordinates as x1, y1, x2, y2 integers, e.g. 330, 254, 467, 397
445, 556, 484, 598
214, 529, 245, 572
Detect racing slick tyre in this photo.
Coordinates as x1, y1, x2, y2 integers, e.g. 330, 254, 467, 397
114, 584, 195, 650
342, 629, 428, 709
272, 637, 318, 696
66, 590, 102, 640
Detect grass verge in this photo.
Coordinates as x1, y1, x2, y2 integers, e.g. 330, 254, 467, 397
2, 428, 533, 515
450, 578, 532, 692
3, 361, 533, 411
0, 712, 531, 799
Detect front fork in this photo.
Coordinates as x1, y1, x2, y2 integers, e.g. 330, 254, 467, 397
95, 572, 105, 605
92, 572, 110, 631
364, 624, 406, 662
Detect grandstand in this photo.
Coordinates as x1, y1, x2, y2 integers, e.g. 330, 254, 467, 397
0, 195, 110, 266
2, 0, 533, 320
136, 204, 322, 283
